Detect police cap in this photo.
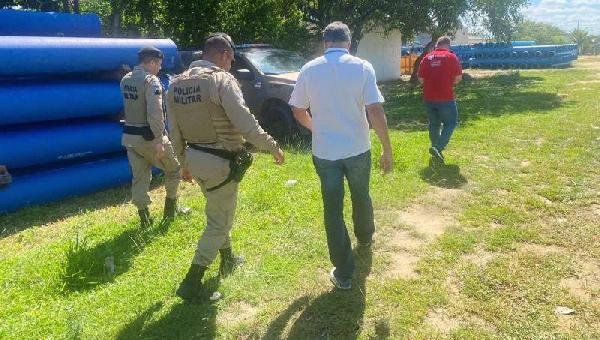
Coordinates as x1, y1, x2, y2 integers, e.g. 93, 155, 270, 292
138, 46, 164, 59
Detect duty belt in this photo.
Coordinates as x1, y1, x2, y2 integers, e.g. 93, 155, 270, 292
188, 143, 252, 192
123, 125, 155, 141
187, 144, 236, 161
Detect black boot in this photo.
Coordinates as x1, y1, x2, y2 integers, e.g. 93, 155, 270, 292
138, 208, 153, 228
219, 248, 245, 277
163, 197, 177, 221
176, 264, 207, 301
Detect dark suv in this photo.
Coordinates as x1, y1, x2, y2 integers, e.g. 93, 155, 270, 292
178, 45, 308, 142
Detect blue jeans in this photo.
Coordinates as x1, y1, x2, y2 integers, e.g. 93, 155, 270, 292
312, 151, 375, 281
425, 100, 458, 151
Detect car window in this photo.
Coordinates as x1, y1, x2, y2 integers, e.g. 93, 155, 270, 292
231, 57, 252, 72
242, 49, 306, 75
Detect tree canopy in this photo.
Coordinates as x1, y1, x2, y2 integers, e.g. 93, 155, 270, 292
8, 0, 530, 51
570, 28, 597, 55
514, 19, 569, 45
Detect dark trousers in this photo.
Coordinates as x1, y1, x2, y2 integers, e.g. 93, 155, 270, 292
313, 150, 375, 280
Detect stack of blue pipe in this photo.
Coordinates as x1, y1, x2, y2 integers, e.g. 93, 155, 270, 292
452, 41, 579, 69
0, 9, 178, 213
401, 41, 578, 69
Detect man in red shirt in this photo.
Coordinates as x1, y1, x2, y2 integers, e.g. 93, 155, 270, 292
418, 36, 462, 162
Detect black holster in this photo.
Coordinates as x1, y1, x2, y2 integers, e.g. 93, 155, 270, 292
188, 144, 253, 192
123, 125, 155, 141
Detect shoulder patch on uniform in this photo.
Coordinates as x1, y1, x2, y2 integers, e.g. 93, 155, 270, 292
148, 77, 163, 95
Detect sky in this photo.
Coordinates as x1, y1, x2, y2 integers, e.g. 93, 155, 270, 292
524, 0, 600, 35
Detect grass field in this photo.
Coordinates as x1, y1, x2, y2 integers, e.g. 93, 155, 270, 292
1, 56, 599, 339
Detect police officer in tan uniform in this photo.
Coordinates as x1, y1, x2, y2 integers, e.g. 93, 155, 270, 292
167, 34, 284, 301
121, 46, 181, 227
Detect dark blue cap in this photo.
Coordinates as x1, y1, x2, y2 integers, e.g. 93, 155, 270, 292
138, 46, 164, 59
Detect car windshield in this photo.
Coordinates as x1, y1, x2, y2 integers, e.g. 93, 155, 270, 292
242, 48, 306, 75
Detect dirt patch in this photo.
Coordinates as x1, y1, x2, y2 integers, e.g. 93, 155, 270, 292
464, 70, 516, 79
578, 203, 600, 221
378, 187, 464, 280
556, 314, 582, 334
517, 243, 567, 256
461, 247, 496, 267
395, 187, 462, 240
386, 250, 421, 280
390, 229, 425, 251
535, 138, 546, 146
397, 205, 456, 240
560, 258, 600, 302
575, 80, 600, 84
218, 301, 258, 325
425, 308, 461, 334
445, 273, 461, 298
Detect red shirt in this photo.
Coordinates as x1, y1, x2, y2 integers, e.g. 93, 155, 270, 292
418, 48, 462, 101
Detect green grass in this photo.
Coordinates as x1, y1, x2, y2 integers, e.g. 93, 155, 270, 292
1, 57, 599, 339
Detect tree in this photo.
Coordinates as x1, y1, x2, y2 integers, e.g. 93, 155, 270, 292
425, 0, 469, 40
1, 0, 63, 11
297, 0, 430, 53
514, 20, 569, 45
215, 0, 310, 51
295, 0, 528, 55
570, 28, 594, 55
470, 0, 528, 42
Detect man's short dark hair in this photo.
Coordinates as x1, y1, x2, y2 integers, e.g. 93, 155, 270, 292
203, 33, 235, 56
436, 36, 452, 47
323, 22, 351, 42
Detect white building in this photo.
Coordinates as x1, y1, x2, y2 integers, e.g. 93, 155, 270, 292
356, 29, 403, 81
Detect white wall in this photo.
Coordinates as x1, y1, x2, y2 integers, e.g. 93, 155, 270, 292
453, 29, 470, 45
356, 29, 402, 81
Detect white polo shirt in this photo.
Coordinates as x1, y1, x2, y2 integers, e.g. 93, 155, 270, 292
289, 48, 384, 161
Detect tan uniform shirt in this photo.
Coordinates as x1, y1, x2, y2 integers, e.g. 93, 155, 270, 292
121, 66, 166, 147
168, 60, 278, 165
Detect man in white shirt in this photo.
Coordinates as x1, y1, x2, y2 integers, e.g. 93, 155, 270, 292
289, 21, 393, 290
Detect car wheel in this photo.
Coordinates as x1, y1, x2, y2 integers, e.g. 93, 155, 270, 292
259, 104, 295, 143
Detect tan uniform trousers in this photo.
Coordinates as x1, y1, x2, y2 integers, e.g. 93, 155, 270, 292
186, 148, 238, 266
126, 138, 180, 210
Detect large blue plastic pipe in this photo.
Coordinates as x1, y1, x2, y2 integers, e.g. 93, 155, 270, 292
0, 155, 132, 213
0, 9, 101, 37
0, 81, 122, 125
0, 120, 124, 169
0, 36, 179, 76
512, 41, 536, 47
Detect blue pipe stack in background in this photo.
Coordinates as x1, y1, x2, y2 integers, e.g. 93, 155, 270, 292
0, 9, 179, 213
402, 41, 579, 69
0, 9, 102, 37
453, 41, 579, 69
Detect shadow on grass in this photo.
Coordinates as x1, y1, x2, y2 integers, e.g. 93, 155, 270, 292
382, 73, 564, 132
0, 177, 165, 240
61, 218, 173, 294
263, 248, 374, 339
116, 276, 221, 339
419, 159, 468, 189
